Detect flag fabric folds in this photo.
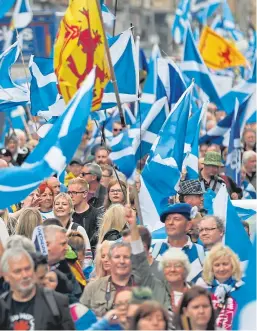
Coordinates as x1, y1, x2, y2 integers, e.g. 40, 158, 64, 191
101, 4, 115, 28
199, 26, 247, 70
12, 0, 33, 29
0, 69, 95, 208
191, 0, 221, 24
232, 236, 256, 330
225, 100, 241, 185
181, 25, 224, 110
212, 185, 252, 262
0, 0, 16, 19
172, 0, 190, 44
0, 42, 29, 110
110, 129, 136, 183
101, 29, 138, 109
54, 0, 110, 109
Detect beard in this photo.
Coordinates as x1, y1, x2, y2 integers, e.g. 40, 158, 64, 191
17, 279, 35, 297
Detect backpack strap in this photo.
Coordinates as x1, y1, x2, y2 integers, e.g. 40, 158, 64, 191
43, 288, 60, 319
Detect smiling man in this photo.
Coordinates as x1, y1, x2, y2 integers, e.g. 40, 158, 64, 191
80, 242, 133, 317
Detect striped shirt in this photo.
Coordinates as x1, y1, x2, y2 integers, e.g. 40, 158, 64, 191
152, 236, 205, 283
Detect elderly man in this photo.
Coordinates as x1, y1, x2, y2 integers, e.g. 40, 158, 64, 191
243, 128, 256, 152
80, 241, 169, 317
199, 151, 226, 194
47, 176, 61, 196
178, 179, 204, 210
151, 203, 204, 283
79, 163, 107, 210
43, 225, 82, 303
242, 150, 257, 190
198, 216, 224, 253
1, 247, 75, 330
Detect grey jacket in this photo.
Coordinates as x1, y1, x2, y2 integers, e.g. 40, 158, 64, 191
131, 239, 171, 309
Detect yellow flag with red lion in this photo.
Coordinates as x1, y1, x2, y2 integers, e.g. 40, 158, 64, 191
54, 0, 110, 110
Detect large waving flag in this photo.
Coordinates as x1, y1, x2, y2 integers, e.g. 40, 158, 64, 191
221, 59, 256, 114
0, 42, 29, 110
142, 82, 194, 214
0, 0, 16, 19
0, 70, 95, 208
29, 56, 65, 120
225, 100, 241, 185
110, 129, 136, 183
184, 102, 207, 179
232, 236, 256, 330
172, 0, 190, 44
212, 185, 252, 262
101, 29, 138, 109
181, 25, 224, 110
191, 0, 221, 23
54, 0, 110, 109
199, 26, 247, 70
157, 57, 187, 109
101, 4, 115, 28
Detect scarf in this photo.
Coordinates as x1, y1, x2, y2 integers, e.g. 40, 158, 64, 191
211, 277, 237, 305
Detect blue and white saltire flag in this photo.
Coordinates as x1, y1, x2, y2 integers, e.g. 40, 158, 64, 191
29, 56, 65, 120
171, 0, 190, 44
13, 0, 33, 29
0, 69, 95, 208
4, 0, 33, 50
157, 57, 187, 109
221, 59, 256, 114
142, 82, 194, 214
200, 93, 256, 146
226, 99, 241, 185
232, 236, 256, 330
241, 181, 257, 200
222, 0, 243, 40
191, 0, 221, 24
110, 129, 136, 183
180, 25, 224, 110
131, 96, 169, 161
212, 185, 252, 263
184, 102, 208, 180
101, 29, 139, 108
101, 4, 115, 28
0, 42, 29, 110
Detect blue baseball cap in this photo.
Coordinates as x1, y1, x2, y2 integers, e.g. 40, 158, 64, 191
160, 203, 193, 223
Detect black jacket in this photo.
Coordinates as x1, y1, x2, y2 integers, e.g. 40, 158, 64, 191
1, 286, 75, 330
88, 184, 107, 210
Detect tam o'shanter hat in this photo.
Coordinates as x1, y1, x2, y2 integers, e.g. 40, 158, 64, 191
203, 151, 223, 167
160, 203, 195, 223
178, 179, 204, 195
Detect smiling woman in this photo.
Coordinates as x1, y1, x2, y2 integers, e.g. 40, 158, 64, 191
38, 182, 55, 220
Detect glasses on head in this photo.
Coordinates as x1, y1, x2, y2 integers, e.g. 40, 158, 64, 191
113, 128, 122, 132
81, 172, 91, 177
198, 227, 217, 233
67, 191, 86, 196
109, 189, 122, 194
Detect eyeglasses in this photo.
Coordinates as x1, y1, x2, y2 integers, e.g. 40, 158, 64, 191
67, 191, 86, 196
198, 227, 217, 233
109, 189, 122, 193
113, 128, 122, 132
81, 172, 91, 177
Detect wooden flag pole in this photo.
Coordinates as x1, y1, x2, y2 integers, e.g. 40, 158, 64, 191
96, 0, 126, 128
112, 0, 118, 37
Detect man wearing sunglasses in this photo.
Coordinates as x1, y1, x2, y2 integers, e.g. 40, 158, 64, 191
112, 121, 123, 137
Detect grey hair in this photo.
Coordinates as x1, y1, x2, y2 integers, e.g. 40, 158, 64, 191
5, 235, 36, 253
86, 163, 102, 182
108, 241, 131, 258
200, 215, 225, 233
158, 248, 191, 278
1, 248, 34, 274
242, 150, 257, 164
43, 225, 67, 242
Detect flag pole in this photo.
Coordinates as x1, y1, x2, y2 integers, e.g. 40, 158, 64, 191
96, 0, 126, 128
112, 0, 118, 36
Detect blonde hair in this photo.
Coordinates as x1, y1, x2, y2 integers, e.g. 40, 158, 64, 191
16, 208, 42, 239
54, 193, 74, 215
98, 204, 126, 243
202, 243, 242, 284
68, 177, 89, 191
94, 240, 112, 279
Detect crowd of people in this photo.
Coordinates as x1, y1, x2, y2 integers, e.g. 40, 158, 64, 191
0, 109, 255, 331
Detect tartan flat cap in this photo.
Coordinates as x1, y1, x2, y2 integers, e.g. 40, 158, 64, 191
178, 179, 204, 195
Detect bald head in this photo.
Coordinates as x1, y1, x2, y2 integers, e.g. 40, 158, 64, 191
0, 159, 8, 168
